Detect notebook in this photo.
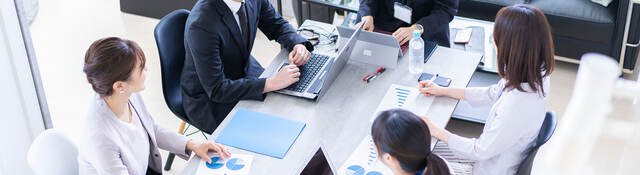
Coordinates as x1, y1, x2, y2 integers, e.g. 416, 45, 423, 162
215, 108, 306, 159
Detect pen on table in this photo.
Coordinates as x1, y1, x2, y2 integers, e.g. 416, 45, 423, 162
363, 67, 386, 83
427, 74, 439, 87
369, 67, 386, 82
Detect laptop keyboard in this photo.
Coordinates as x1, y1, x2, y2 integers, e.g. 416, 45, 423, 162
280, 53, 330, 92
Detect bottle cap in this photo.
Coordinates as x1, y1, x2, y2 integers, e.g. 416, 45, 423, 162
413, 30, 420, 38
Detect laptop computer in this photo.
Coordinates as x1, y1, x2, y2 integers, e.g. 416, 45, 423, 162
272, 23, 363, 100
336, 26, 401, 68
374, 30, 408, 56
337, 26, 437, 68
299, 145, 338, 175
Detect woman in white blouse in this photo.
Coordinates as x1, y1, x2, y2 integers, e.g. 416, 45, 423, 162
78, 37, 231, 175
419, 5, 555, 175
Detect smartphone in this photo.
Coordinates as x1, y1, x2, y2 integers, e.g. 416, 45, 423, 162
417, 73, 452, 87
454, 28, 472, 44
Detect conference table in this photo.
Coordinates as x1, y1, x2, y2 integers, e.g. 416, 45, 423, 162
180, 20, 482, 174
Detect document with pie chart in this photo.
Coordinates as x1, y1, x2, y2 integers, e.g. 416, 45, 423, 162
371, 84, 435, 122
338, 136, 392, 175
195, 153, 254, 175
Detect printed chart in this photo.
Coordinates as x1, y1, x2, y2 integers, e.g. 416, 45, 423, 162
196, 153, 254, 175
338, 136, 393, 175
371, 84, 435, 122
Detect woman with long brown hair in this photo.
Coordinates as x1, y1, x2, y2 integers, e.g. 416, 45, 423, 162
419, 4, 555, 175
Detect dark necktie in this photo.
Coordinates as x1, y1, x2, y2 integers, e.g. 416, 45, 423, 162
237, 2, 249, 48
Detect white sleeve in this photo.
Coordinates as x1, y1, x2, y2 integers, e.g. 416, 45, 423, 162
464, 79, 505, 107
154, 124, 192, 160
447, 93, 533, 160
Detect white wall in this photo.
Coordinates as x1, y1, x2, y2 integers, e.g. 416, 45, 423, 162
0, 0, 46, 174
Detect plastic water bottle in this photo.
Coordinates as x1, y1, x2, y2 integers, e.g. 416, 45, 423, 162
408, 30, 424, 74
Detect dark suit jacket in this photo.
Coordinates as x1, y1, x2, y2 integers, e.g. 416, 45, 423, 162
357, 0, 458, 47
181, 0, 313, 133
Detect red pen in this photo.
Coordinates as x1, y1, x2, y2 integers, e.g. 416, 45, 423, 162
363, 67, 386, 83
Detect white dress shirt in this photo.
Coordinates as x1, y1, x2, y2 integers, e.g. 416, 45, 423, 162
223, 0, 243, 32
448, 77, 550, 175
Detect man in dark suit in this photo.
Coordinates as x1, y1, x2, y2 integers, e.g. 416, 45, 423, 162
356, 0, 458, 47
181, 0, 314, 133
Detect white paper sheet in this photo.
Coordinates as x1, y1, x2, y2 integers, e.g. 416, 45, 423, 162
195, 153, 254, 175
371, 84, 435, 122
338, 136, 393, 175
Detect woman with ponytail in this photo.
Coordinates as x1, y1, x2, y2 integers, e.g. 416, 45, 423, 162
372, 109, 453, 175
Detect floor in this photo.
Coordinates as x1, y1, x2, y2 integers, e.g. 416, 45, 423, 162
28, 0, 640, 174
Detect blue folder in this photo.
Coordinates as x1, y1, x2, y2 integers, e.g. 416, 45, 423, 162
215, 108, 306, 159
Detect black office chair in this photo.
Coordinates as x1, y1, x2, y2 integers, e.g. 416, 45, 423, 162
515, 111, 558, 175
154, 9, 207, 171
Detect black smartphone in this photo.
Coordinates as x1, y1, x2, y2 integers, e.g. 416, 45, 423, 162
417, 73, 452, 87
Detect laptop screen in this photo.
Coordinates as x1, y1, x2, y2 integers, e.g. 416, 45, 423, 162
300, 148, 334, 175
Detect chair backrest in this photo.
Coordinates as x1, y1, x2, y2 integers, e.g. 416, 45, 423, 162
154, 9, 190, 122
27, 129, 78, 175
515, 111, 558, 175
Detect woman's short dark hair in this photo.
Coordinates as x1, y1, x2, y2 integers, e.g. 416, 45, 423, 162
83, 37, 146, 96
371, 109, 450, 175
494, 4, 555, 95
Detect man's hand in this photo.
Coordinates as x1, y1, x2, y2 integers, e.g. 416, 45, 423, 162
392, 25, 419, 45
264, 65, 300, 92
355, 16, 374, 31
187, 140, 232, 164
289, 44, 311, 66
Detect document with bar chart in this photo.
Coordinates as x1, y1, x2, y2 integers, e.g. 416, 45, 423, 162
371, 84, 435, 122
338, 136, 393, 175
